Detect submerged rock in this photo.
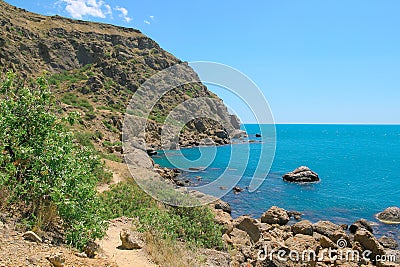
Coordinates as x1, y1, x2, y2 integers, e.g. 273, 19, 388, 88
282, 166, 320, 183
378, 236, 398, 249
232, 186, 244, 194
376, 206, 400, 224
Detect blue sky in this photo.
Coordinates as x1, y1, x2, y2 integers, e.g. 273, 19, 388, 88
5, 0, 400, 124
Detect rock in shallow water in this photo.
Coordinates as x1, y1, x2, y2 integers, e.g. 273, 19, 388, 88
376, 206, 400, 224
378, 236, 398, 249
282, 166, 320, 183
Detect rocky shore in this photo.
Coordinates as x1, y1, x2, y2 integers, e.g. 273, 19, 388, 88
212, 204, 400, 267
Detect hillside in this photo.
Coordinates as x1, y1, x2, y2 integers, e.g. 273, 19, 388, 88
0, 0, 240, 157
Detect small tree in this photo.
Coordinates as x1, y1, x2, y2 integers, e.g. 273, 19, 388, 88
0, 71, 106, 249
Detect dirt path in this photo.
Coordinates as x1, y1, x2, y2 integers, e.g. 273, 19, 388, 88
97, 160, 158, 267
97, 217, 158, 267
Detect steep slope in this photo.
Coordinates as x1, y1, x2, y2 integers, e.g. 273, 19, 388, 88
0, 0, 240, 156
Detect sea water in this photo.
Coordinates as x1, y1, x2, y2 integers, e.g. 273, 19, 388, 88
153, 124, 400, 240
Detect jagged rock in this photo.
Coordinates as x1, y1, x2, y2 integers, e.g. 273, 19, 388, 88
378, 236, 398, 249
313, 220, 341, 237
214, 199, 232, 214
354, 229, 385, 259
349, 218, 374, 234
287, 210, 302, 220
282, 166, 320, 183
291, 220, 313, 236
231, 129, 246, 138
124, 148, 154, 169
285, 234, 319, 252
119, 228, 143, 250
227, 228, 252, 247
46, 253, 65, 267
261, 206, 290, 226
84, 241, 99, 258
376, 207, 400, 224
330, 230, 350, 246
319, 235, 337, 249
233, 216, 261, 243
22, 231, 42, 243
212, 209, 233, 235
255, 133, 261, 137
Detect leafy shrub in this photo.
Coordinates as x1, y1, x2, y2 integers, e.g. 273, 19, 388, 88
100, 180, 223, 249
61, 92, 94, 111
0, 72, 107, 249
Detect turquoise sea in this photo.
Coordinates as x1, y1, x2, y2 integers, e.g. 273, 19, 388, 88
153, 124, 400, 240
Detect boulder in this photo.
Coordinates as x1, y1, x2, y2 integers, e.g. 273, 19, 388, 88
214, 199, 232, 214
46, 253, 65, 267
282, 166, 320, 183
319, 235, 337, 249
212, 209, 233, 235
22, 231, 42, 243
376, 207, 400, 224
261, 206, 290, 226
227, 228, 252, 247
287, 210, 302, 220
291, 220, 313, 236
313, 221, 341, 237
354, 229, 385, 259
83, 241, 99, 258
124, 148, 154, 169
285, 234, 320, 252
233, 216, 261, 243
378, 236, 398, 249
119, 228, 143, 250
349, 219, 374, 234
330, 230, 351, 247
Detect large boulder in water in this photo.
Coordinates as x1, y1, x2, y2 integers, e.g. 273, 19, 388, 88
376, 207, 400, 224
282, 166, 320, 183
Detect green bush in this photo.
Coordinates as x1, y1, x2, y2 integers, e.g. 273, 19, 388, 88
0, 72, 107, 249
100, 180, 223, 249
61, 92, 93, 111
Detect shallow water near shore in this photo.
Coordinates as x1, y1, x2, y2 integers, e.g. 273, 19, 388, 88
153, 124, 400, 241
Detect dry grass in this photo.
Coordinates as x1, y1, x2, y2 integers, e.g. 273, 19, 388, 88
144, 232, 204, 267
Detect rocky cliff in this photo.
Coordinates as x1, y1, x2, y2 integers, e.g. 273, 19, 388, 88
0, 0, 240, 154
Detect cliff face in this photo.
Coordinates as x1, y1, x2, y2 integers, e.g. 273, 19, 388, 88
0, 0, 240, 153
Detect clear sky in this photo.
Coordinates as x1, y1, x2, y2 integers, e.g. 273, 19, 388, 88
5, 0, 400, 124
